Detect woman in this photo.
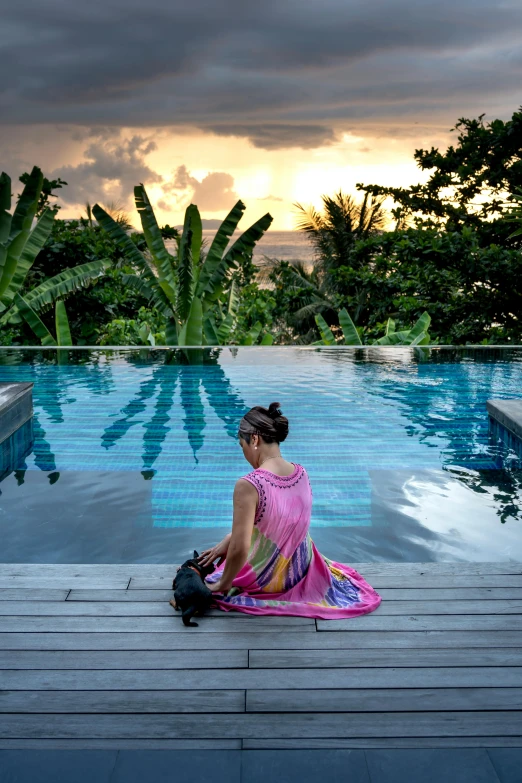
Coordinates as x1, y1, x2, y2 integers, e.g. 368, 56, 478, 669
200, 402, 381, 619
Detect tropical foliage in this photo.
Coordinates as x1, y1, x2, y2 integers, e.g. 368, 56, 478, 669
1, 107, 521, 349
357, 108, 522, 245
314, 309, 432, 346
93, 187, 272, 346
0, 168, 107, 344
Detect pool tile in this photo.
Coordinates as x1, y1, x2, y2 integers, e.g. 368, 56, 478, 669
487, 748, 522, 783
365, 749, 501, 783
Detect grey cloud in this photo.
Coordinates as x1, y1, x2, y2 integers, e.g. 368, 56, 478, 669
1, 0, 521, 149
208, 124, 337, 150
52, 131, 161, 208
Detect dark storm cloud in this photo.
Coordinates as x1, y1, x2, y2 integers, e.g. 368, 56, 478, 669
1, 0, 521, 149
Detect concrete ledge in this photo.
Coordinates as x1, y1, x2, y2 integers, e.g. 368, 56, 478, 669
0, 383, 33, 445
487, 399, 522, 444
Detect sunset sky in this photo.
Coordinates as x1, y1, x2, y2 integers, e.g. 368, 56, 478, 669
2, 0, 521, 229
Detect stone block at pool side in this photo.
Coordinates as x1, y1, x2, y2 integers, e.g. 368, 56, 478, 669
0, 382, 34, 445
487, 398, 522, 442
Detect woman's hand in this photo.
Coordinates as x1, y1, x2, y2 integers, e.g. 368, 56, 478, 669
207, 580, 229, 594
198, 533, 231, 568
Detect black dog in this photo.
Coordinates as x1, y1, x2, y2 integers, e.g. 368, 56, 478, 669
170, 551, 216, 627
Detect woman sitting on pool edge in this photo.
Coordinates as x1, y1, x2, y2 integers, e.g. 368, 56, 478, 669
198, 402, 381, 619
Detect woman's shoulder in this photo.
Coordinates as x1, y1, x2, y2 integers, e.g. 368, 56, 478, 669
244, 462, 308, 486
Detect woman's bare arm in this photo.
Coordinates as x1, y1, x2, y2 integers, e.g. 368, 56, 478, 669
210, 478, 257, 592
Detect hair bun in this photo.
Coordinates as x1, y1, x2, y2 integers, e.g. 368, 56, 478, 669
268, 402, 282, 419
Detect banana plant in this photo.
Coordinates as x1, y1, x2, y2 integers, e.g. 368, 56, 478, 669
0, 167, 108, 334
0, 167, 56, 312
315, 308, 433, 346
93, 187, 273, 346
15, 295, 74, 364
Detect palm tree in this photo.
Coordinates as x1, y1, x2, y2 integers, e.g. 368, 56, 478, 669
294, 190, 387, 289
267, 191, 387, 341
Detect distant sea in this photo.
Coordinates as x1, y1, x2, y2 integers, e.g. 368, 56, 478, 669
202, 229, 315, 265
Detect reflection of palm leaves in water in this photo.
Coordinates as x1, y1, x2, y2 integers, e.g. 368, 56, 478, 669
101, 350, 247, 471
32, 361, 115, 477
142, 367, 179, 477
102, 373, 161, 453
200, 362, 247, 439
180, 367, 205, 464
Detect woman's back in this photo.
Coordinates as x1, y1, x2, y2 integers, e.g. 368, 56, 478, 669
242, 463, 312, 561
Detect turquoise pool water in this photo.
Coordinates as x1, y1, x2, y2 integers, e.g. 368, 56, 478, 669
0, 347, 521, 563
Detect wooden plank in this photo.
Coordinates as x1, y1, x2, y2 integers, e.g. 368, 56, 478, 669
350, 563, 522, 575
0, 650, 248, 670
5, 563, 519, 577
2, 630, 522, 650
129, 574, 522, 589
247, 687, 522, 713
1, 601, 337, 619
243, 737, 522, 749
0, 565, 177, 577
0, 711, 520, 738
0, 739, 243, 749
0, 602, 188, 616
67, 588, 522, 603
315, 616, 520, 632
0, 616, 315, 633
377, 588, 522, 601
0, 590, 69, 601
68, 590, 173, 602
366, 600, 522, 615
0, 578, 130, 590
0, 690, 245, 714
2, 667, 521, 690
249, 647, 522, 669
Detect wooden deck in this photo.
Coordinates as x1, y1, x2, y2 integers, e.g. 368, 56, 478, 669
0, 562, 521, 750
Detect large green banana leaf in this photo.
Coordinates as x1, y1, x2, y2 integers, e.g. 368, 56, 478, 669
260, 332, 274, 345
122, 273, 173, 317
177, 206, 197, 322
165, 319, 178, 346
14, 293, 57, 346
0, 207, 56, 308
227, 280, 239, 316
55, 300, 72, 346
196, 200, 246, 298
183, 296, 203, 346
189, 204, 202, 270
410, 331, 428, 346
407, 311, 431, 342
338, 308, 362, 345
241, 321, 263, 346
202, 211, 273, 303
0, 166, 43, 298
315, 313, 337, 345
134, 185, 177, 296
203, 314, 220, 345
22, 259, 109, 313
92, 204, 162, 293
0, 259, 109, 326
216, 312, 234, 345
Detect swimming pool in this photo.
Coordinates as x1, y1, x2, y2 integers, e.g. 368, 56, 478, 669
1, 346, 521, 564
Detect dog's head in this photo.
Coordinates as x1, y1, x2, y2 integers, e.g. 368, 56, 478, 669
173, 550, 215, 588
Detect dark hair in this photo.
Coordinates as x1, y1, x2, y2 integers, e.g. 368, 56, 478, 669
239, 401, 289, 445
